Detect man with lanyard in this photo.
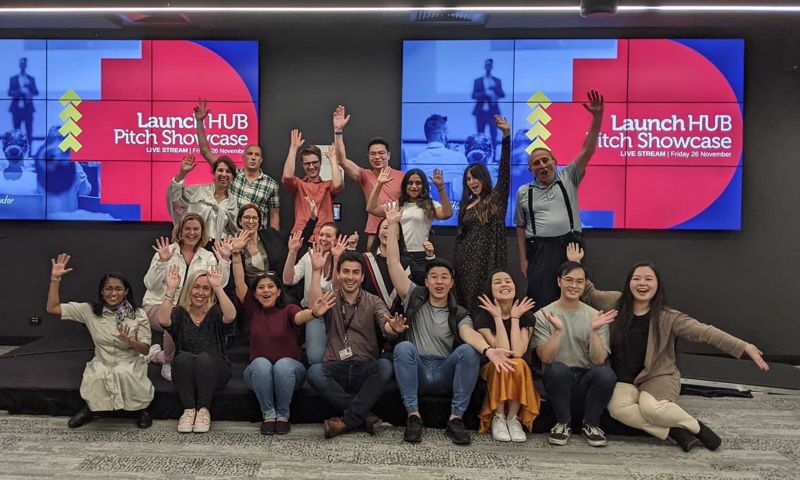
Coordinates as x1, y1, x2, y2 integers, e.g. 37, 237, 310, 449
306, 249, 406, 439
384, 201, 515, 445
332, 104, 404, 250
194, 99, 281, 229
514, 90, 604, 310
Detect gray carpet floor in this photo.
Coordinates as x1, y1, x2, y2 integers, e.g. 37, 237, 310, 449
0, 392, 798, 479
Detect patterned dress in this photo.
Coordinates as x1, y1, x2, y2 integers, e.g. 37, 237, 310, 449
453, 136, 511, 315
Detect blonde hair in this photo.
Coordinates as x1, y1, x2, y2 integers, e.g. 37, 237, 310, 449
172, 213, 209, 252
178, 270, 218, 312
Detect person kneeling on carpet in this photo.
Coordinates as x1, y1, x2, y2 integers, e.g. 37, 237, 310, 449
231, 236, 337, 435
158, 258, 236, 434
46, 253, 154, 429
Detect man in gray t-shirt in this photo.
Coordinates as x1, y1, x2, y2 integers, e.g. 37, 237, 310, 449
514, 90, 604, 310
532, 260, 617, 447
385, 202, 515, 445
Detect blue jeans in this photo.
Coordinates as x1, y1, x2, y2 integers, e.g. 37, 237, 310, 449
243, 357, 306, 420
542, 362, 616, 427
392, 341, 481, 418
306, 358, 393, 430
304, 317, 326, 365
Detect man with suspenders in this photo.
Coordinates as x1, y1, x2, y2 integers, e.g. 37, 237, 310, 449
514, 90, 604, 309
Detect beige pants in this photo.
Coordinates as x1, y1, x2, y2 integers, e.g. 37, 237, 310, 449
608, 382, 700, 440
144, 304, 175, 363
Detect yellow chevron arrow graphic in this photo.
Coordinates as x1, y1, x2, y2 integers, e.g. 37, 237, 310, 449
525, 137, 549, 154
527, 107, 552, 125
59, 88, 82, 106
58, 134, 83, 153
526, 122, 551, 141
59, 119, 83, 137
527, 91, 552, 109
58, 104, 83, 122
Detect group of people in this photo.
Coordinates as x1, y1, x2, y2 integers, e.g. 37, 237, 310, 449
45, 94, 769, 452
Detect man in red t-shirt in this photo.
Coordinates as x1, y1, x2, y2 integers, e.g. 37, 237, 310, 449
282, 129, 344, 240
332, 105, 404, 250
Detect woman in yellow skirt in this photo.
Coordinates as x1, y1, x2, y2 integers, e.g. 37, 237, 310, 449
474, 269, 540, 442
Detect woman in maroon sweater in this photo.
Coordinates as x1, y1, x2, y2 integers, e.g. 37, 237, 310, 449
232, 247, 335, 435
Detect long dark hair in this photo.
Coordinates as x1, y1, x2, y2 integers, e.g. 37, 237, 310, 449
458, 163, 497, 227
611, 261, 667, 353
250, 272, 287, 309
92, 272, 137, 316
400, 169, 435, 219
372, 217, 408, 256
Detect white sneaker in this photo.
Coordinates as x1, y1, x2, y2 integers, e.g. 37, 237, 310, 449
177, 409, 195, 433
506, 415, 527, 443
491, 413, 511, 442
161, 362, 172, 381
145, 344, 162, 363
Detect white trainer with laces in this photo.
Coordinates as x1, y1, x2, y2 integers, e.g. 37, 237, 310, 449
491, 413, 511, 442
506, 415, 527, 443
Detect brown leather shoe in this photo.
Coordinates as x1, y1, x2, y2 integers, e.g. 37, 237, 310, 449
364, 414, 382, 436
324, 417, 347, 439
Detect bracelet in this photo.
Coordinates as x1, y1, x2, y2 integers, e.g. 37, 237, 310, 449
482, 346, 492, 358
164, 293, 175, 300
334, 130, 343, 135
50, 277, 61, 283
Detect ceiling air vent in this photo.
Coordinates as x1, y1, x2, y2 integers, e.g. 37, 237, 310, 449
411, 11, 486, 24
117, 13, 192, 26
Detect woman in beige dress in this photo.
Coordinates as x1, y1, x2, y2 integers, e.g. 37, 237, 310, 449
46, 253, 154, 429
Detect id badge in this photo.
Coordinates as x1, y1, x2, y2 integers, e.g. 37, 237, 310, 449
338, 347, 353, 360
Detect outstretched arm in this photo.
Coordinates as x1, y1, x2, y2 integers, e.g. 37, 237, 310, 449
193, 98, 219, 166
282, 129, 304, 183
431, 169, 453, 219
46, 253, 74, 316
366, 168, 393, 217
158, 264, 181, 328
573, 90, 604, 176
207, 264, 236, 324
385, 202, 412, 300
332, 105, 362, 181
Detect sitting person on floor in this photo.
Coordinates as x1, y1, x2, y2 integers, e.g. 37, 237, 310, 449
46, 253, 154, 429
567, 243, 769, 452
231, 249, 336, 435
474, 270, 540, 442
532, 260, 617, 447
384, 201, 515, 445
158, 261, 236, 434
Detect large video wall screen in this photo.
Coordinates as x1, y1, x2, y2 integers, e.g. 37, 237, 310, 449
401, 39, 744, 230
0, 39, 259, 221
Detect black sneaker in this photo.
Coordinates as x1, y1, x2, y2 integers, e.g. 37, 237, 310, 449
669, 427, 700, 452
695, 421, 722, 451
548, 422, 571, 445
445, 417, 471, 445
136, 410, 152, 429
275, 420, 291, 435
364, 414, 382, 436
581, 424, 607, 447
403, 414, 423, 443
260, 421, 276, 436
68, 407, 94, 429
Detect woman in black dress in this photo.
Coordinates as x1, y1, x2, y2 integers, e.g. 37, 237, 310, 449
453, 115, 511, 315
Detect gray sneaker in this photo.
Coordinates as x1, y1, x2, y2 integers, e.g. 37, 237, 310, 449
581, 424, 607, 447
549, 422, 571, 445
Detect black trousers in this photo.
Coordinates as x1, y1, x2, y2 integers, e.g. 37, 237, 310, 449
172, 352, 232, 410
525, 233, 585, 310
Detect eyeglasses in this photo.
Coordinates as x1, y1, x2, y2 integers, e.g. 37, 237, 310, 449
368, 151, 388, 158
241, 215, 259, 221
103, 286, 126, 293
560, 277, 586, 286
302, 160, 321, 167
255, 271, 278, 279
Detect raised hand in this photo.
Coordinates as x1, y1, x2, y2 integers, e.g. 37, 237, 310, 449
165, 264, 181, 291
180, 154, 196, 174
494, 115, 511, 137
50, 253, 74, 279
114, 324, 137, 346
290, 129, 305, 150
744, 344, 770, 371
376, 167, 394, 186
346, 231, 359, 250
422, 240, 435, 258
311, 291, 337, 317
478, 294, 503, 320
487, 347, 516, 373
384, 201, 403, 225
288, 231, 303, 252
152, 236, 172, 262
212, 236, 233, 261
326, 143, 336, 163
332, 105, 350, 131
193, 98, 210, 121
231, 229, 252, 253
591, 309, 617, 330
330, 234, 349, 258
207, 264, 223, 289
309, 243, 329, 271
510, 297, 536, 319
566, 242, 584, 263
386, 313, 409, 334
582, 90, 604, 117
542, 309, 564, 331
431, 168, 444, 189
303, 195, 319, 220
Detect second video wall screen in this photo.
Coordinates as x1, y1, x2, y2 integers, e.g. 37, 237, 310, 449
401, 39, 744, 230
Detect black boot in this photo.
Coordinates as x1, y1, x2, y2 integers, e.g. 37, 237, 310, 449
68, 407, 94, 429
695, 421, 722, 451
137, 410, 153, 429
668, 427, 700, 452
